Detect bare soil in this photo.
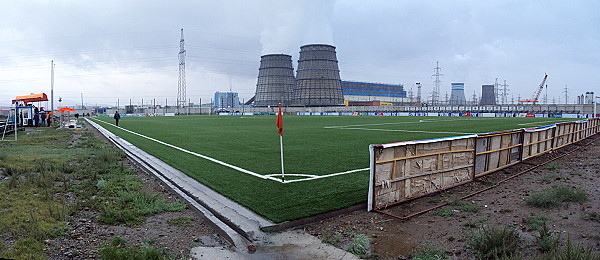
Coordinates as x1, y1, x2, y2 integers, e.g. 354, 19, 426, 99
299, 135, 600, 259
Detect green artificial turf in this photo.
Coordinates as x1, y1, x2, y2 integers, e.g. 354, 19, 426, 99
93, 115, 574, 222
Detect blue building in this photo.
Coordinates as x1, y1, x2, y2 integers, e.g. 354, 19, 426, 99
214, 92, 240, 108
341, 81, 406, 103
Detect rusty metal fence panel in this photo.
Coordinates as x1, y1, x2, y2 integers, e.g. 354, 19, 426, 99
368, 118, 599, 211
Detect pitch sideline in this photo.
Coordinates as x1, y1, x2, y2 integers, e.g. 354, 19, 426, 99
91, 118, 368, 183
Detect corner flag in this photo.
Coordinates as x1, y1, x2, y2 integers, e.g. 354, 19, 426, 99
276, 104, 283, 136
276, 103, 285, 181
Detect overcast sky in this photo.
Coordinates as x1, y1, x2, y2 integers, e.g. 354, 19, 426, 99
1, 0, 598, 108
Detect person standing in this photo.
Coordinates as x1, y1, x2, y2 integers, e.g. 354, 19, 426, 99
114, 111, 121, 126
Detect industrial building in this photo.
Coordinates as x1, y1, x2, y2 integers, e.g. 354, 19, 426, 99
214, 92, 240, 108
292, 44, 344, 106
480, 84, 496, 105
254, 54, 295, 106
252, 44, 406, 107
341, 81, 406, 104
449, 83, 466, 105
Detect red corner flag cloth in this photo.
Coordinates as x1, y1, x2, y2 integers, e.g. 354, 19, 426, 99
276, 104, 283, 136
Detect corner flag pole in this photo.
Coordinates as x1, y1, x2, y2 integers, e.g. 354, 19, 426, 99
276, 103, 285, 182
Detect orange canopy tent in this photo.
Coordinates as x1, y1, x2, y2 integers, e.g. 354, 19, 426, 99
12, 93, 48, 104
57, 107, 75, 112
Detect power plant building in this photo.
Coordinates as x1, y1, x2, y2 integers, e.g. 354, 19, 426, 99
449, 83, 466, 105
253, 54, 295, 106
480, 84, 496, 105
341, 81, 406, 103
214, 92, 240, 108
292, 44, 344, 106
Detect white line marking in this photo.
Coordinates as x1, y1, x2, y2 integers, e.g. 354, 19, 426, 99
517, 121, 559, 126
330, 127, 475, 135
91, 118, 367, 183
324, 118, 467, 129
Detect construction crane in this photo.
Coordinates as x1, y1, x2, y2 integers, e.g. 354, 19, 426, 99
519, 73, 548, 104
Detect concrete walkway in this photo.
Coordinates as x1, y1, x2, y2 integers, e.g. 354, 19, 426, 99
86, 118, 358, 259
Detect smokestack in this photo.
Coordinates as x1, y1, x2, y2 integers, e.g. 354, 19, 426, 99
292, 44, 343, 106
254, 54, 295, 106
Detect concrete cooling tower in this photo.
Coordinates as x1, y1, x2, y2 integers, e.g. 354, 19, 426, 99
449, 83, 466, 105
292, 44, 344, 106
480, 84, 496, 105
254, 54, 295, 106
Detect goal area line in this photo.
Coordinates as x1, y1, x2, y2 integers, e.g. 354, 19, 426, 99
91, 118, 368, 184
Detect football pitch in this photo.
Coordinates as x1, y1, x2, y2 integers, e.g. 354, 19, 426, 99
92, 115, 575, 222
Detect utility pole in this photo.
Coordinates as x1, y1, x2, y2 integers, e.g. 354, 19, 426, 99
563, 85, 569, 104
81, 93, 84, 109
501, 80, 509, 104
416, 82, 422, 105
431, 62, 442, 105
51, 60, 55, 112
494, 78, 499, 104
177, 28, 187, 108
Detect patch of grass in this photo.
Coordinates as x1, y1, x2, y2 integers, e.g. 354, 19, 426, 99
321, 231, 343, 245
535, 224, 560, 252
552, 185, 588, 202
0, 238, 46, 260
581, 211, 600, 222
526, 185, 588, 208
167, 216, 195, 227
412, 243, 448, 260
525, 214, 549, 230
98, 190, 186, 226
539, 175, 558, 184
346, 233, 371, 256
99, 237, 169, 260
434, 209, 455, 217
543, 162, 562, 170
451, 200, 483, 213
531, 238, 600, 260
469, 225, 520, 259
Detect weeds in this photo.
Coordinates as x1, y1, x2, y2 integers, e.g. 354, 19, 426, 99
532, 238, 600, 260
581, 211, 600, 222
0, 127, 186, 257
412, 243, 448, 260
539, 175, 558, 184
451, 200, 482, 213
526, 185, 588, 208
99, 237, 169, 260
544, 162, 562, 170
469, 225, 520, 259
321, 231, 342, 245
525, 214, 548, 230
535, 224, 560, 252
434, 209, 455, 217
167, 216, 195, 227
347, 233, 371, 256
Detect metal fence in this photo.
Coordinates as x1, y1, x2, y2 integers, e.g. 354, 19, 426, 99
368, 118, 599, 211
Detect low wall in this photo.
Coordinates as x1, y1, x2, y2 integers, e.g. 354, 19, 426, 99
367, 118, 599, 211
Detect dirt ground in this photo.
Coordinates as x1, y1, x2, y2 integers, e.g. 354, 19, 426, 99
299, 135, 600, 259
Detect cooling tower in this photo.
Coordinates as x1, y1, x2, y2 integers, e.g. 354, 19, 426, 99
292, 44, 344, 106
449, 83, 466, 105
254, 54, 295, 106
480, 84, 496, 105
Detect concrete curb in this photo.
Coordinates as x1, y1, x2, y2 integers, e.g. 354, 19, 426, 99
85, 118, 274, 249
